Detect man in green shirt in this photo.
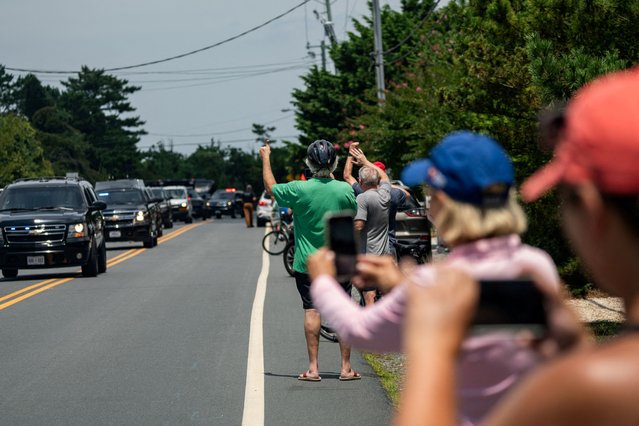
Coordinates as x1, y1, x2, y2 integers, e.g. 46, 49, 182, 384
259, 140, 360, 382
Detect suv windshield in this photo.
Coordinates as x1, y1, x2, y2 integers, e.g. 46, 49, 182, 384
149, 188, 165, 199
165, 188, 187, 199
211, 192, 234, 200
0, 186, 84, 210
97, 189, 144, 205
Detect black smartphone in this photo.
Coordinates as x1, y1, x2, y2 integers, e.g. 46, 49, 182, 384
470, 279, 548, 336
325, 212, 359, 282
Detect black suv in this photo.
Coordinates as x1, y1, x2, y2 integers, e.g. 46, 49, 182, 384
95, 179, 162, 248
210, 189, 244, 219
0, 177, 107, 278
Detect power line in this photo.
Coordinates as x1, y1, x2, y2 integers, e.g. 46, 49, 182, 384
138, 135, 300, 149
148, 114, 295, 138
4, 0, 312, 74
383, 0, 440, 55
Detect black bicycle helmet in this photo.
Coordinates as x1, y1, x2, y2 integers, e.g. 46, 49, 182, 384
307, 139, 337, 168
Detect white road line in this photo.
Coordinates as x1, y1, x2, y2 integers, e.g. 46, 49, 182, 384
241, 231, 270, 426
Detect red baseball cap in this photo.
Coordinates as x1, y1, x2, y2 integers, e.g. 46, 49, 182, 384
373, 161, 386, 171
522, 68, 639, 202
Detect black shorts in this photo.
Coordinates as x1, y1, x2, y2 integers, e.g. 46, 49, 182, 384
294, 271, 352, 310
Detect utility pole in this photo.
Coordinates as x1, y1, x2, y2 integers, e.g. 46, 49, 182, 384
372, 0, 386, 102
324, 0, 337, 45
306, 41, 327, 71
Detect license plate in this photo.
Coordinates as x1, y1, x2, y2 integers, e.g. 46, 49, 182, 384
27, 255, 45, 266
109, 230, 122, 238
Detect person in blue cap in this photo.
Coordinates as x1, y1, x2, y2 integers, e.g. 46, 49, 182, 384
308, 131, 567, 425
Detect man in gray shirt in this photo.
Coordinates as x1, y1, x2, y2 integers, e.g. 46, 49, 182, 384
350, 145, 391, 305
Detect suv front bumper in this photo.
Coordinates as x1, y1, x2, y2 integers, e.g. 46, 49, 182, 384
104, 222, 152, 242
0, 241, 91, 269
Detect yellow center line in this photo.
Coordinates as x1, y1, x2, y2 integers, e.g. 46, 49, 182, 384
0, 278, 59, 303
107, 248, 146, 267
106, 248, 138, 264
0, 278, 74, 310
0, 223, 205, 311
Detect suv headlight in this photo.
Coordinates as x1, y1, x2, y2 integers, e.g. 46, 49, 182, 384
227, 201, 232, 206
134, 210, 149, 223
181, 202, 187, 208
68, 222, 88, 240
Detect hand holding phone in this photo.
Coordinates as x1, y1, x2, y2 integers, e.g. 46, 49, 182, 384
470, 279, 548, 336
325, 212, 359, 282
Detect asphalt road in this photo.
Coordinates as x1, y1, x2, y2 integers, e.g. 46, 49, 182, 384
0, 218, 393, 425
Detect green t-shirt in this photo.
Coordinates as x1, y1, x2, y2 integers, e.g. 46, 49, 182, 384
272, 178, 356, 273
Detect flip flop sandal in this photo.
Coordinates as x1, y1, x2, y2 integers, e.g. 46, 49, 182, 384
339, 371, 362, 381
298, 372, 322, 382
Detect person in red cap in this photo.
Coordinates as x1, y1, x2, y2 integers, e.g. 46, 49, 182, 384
395, 68, 639, 425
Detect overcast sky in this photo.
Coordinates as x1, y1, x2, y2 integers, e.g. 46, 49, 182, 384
1, 0, 407, 155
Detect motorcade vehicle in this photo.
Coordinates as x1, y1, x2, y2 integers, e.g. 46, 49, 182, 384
0, 176, 107, 278
163, 185, 193, 223
187, 187, 208, 219
256, 191, 274, 227
393, 182, 432, 263
95, 180, 162, 248
209, 188, 243, 219
149, 187, 174, 229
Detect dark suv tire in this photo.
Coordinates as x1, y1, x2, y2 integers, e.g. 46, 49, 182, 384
2, 268, 18, 278
97, 242, 107, 274
82, 241, 99, 277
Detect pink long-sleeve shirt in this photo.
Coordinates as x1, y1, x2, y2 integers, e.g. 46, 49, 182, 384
311, 235, 560, 425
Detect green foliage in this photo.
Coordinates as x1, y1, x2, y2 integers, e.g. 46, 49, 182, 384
60, 67, 145, 179
0, 114, 53, 186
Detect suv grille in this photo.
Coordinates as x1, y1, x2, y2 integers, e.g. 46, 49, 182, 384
4, 224, 67, 244
103, 211, 135, 225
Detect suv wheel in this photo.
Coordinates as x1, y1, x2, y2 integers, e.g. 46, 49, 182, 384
82, 242, 99, 277
97, 242, 107, 274
185, 215, 193, 224
143, 236, 154, 248
2, 268, 18, 278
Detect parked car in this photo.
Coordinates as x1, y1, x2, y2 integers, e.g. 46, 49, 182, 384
393, 183, 432, 263
163, 185, 193, 223
0, 176, 107, 278
209, 189, 243, 219
149, 187, 174, 229
256, 191, 274, 227
187, 187, 208, 219
95, 180, 162, 248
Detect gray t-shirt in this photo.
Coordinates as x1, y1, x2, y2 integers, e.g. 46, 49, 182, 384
355, 180, 391, 255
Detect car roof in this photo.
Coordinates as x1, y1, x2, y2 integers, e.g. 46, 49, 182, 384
9, 177, 87, 188
95, 179, 146, 190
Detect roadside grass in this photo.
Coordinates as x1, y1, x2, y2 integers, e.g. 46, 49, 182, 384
364, 321, 623, 406
362, 353, 403, 407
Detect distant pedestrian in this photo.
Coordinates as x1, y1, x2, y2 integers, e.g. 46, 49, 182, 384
259, 140, 360, 382
242, 185, 256, 227
343, 142, 407, 260
349, 144, 392, 306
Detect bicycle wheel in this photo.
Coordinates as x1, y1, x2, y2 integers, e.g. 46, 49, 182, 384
283, 241, 295, 277
320, 323, 339, 342
262, 230, 288, 255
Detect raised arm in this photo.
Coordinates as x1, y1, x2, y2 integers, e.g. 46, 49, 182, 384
350, 144, 389, 182
343, 154, 357, 185
259, 144, 277, 195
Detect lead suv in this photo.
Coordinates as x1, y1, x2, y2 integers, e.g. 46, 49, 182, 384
0, 177, 107, 278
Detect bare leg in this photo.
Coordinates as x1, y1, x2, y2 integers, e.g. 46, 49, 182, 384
302, 309, 321, 378
363, 290, 376, 306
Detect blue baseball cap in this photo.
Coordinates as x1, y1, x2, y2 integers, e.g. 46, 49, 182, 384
401, 131, 514, 206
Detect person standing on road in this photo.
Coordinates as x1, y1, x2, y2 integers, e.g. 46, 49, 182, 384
259, 140, 360, 382
242, 185, 256, 228
349, 144, 392, 306
343, 143, 407, 260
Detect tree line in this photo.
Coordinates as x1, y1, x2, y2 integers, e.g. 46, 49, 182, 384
2, 0, 637, 292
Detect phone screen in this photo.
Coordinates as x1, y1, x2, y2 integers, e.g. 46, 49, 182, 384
326, 213, 358, 282
471, 279, 548, 336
